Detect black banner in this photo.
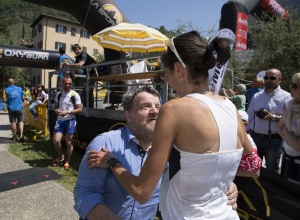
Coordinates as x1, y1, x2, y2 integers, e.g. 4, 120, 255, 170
236, 168, 300, 220
0, 45, 59, 69
48, 110, 125, 150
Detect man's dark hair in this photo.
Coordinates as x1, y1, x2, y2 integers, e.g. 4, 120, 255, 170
122, 86, 160, 111
59, 47, 66, 54
72, 44, 81, 50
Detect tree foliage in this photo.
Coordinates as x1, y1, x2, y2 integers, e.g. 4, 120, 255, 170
247, 14, 300, 89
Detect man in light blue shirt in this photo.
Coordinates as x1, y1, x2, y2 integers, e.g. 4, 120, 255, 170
246, 69, 292, 173
74, 86, 238, 220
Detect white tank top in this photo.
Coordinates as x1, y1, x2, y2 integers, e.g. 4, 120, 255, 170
160, 93, 243, 220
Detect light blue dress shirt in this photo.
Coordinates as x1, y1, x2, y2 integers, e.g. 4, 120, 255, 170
74, 126, 161, 220
246, 86, 291, 134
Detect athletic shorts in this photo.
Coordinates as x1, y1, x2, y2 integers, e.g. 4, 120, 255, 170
8, 109, 24, 123
54, 118, 76, 135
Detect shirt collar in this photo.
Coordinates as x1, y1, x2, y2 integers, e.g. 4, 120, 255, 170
125, 125, 139, 145
264, 86, 281, 95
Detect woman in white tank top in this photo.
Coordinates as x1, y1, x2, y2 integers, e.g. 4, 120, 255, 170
89, 30, 261, 219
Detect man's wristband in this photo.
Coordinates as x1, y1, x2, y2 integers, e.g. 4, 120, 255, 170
68, 110, 71, 114
272, 115, 276, 121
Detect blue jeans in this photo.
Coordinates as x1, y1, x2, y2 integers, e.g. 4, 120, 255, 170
29, 100, 42, 117
252, 132, 283, 173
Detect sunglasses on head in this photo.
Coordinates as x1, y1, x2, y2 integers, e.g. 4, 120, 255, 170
290, 83, 298, 90
168, 37, 186, 68
263, 76, 277, 80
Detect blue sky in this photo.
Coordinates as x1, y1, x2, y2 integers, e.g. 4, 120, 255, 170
114, 0, 227, 36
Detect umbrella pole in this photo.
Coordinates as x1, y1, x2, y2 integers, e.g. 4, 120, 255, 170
130, 34, 133, 58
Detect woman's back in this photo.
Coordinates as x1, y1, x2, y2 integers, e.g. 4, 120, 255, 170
160, 93, 242, 219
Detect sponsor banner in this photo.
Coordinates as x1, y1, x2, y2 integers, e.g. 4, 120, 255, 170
208, 28, 236, 94
260, 0, 289, 20
235, 12, 248, 51
0, 46, 58, 69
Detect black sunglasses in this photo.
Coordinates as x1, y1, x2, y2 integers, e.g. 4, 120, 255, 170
290, 83, 298, 90
263, 76, 277, 80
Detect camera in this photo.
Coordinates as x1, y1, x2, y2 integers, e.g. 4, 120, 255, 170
255, 108, 267, 119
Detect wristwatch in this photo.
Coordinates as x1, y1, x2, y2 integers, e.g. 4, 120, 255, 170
106, 158, 121, 170
68, 110, 71, 114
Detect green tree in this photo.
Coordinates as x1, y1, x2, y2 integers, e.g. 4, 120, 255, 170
0, 67, 30, 88
247, 14, 300, 89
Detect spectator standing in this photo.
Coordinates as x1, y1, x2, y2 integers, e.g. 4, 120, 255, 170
74, 86, 238, 220
278, 72, 300, 181
86, 31, 260, 219
245, 78, 264, 111
247, 68, 292, 173
53, 77, 82, 170
4, 78, 25, 142
29, 84, 47, 120
23, 86, 30, 104
63, 44, 97, 108
57, 47, 73, 89
222, 83, 247, 111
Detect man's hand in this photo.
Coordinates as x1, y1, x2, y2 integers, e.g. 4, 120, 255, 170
87, 147, 115, 168
227, 182, 238, 210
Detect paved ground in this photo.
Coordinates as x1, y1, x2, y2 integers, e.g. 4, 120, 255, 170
0, 112, 79, 220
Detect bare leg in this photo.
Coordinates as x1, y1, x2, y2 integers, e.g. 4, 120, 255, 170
65, 134, 74, 164
19, 121, 24, 138
53, 132, 63, 159
11, 122, 17, 140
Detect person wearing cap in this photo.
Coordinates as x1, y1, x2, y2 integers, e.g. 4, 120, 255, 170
245, 78, 264, 111
222, 83, 247, 111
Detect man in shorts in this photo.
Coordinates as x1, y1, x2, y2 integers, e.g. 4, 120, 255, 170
53, 77, 82, 170
4, 78, 25, 142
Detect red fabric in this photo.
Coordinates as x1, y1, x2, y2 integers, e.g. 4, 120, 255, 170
239, 148, 262, 172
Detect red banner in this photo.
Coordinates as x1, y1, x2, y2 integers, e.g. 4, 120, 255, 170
235, 12, 248, 51
260, 0, 289, 20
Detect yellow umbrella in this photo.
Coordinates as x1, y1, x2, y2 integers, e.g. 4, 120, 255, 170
92, 22, 169, 56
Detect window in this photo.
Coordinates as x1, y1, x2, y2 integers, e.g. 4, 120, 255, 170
82, 46, 87, 53
56, 25, 67, 34
93, 49, 99, 56
38, 23, 42, 33
32, 29, 37, 37
37, 41, 43, 49
70, 44, 74, 52
71, 28, 76, 36
80, 30, 90, 38
55, 42, 66, 50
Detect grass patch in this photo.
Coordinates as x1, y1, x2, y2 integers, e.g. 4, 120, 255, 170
8, 124, 85, 192
8, 123, 162, 219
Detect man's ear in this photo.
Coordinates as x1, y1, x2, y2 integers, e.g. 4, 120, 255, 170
124, 111, 130, 122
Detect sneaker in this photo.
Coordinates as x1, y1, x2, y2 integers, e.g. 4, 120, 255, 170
63, 162, 70, 170
19, 136, 25, 142
52, 155, 65, 167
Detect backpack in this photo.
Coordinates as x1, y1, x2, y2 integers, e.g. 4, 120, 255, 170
57, 90, 77, 109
